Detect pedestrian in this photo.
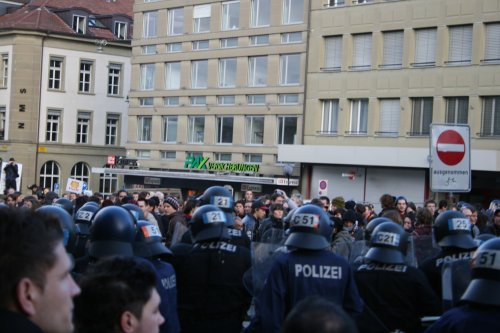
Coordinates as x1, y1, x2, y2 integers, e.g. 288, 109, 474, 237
3, 157, 19, 192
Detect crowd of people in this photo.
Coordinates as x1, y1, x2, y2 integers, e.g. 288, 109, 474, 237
1, 184, 500, 333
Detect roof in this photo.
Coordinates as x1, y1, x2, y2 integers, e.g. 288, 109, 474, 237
0, 6, 74, 34
28, 0, 134, 17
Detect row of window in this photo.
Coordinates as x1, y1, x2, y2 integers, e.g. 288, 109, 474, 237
320, 96, 500, 137
323, 23, 500, 71
39, 160, 118, 195
137, 149, 265, 164
140, 53, 301, 90
140, 93, 299, 107
143, 0, 304, 38
137, 115, 298, 145
72, 14, 128, 39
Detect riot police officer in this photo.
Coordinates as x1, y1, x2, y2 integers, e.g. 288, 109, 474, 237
354, 222, 441, 333
171, 205, 251, 333
247, 204, 363, 333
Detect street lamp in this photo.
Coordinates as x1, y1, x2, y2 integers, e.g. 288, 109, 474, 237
282, 163, 294, 194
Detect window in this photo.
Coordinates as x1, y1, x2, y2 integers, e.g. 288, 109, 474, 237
137, 116, 152, 142
190, 96, 206, 105
0, 106, 5, 140
250, 35, 269, 45
71, 162, 90, 184
283, 0, 304, 24
161, 151, 177, 160
279, 94, 299, 104
356, 0, 372, 4
328, 0, 345, 7
378, 99, 400, 137
481, 96, 500, 136
216, 116, 234, 143
410, 97, 433, 135
244, 153, 262, 163
192, 40, 209, 50
414, 28, 437, 67
280, 54, 300, 85
193, 4, 211, 33
1, 54, 8, 87
108, 63, 122, 96
251, 0, 270, 27
167, 43, 182, 52
277, 116, 297, 144
139, 97, 154, 106
48, 57, 63, 90
484, 23, 500, 64
382, 30, 403, 69
219, 58, 237, 88
187, 152, 203, 159
448, 25, 472, 65
191, 60, 208, 88
321, 99, 339, 134
99, 172, 117, 196
215, 153, 231, 161
445, 97, 468, 124
220, 38, 238, 48
39, 161, 60, 192
222, 1, 240, 30
324, 36, 342, 70
248, 94, 266, 104
114, 21, 127, 39
351, 33, 372, 70
136, 150, 151, 159
248, 56, 268, 86
164, 96, 180, 106
168, 7, 184, 35
162, 116, 178, 143
72, 15, 86, 34
140, 64, 155, 90
349, 99, 368, 134
143, 11, 158, 37
106, 114, 119, 145
246, 116, 264, 144
188, 116, 205, 143
76, 112, 90, 143
79, 60, 93, 93
218, 95, 235, 105
165, 62, 181, 89
142, 45, 157, 54
281, 32, 302, 43
46, 110, 60, 142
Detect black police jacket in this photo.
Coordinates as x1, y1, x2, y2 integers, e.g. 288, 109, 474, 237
0, 308, 45, 333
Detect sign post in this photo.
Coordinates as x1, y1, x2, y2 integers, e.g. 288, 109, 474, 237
430, 124, 470, 192
318, 179, 328, 197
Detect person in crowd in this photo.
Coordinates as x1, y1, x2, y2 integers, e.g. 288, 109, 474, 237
161, 196, 187, 247
138, 198, 160, 228
378, 194, 395, 217
486, 208, 500, 236
3, 157, 19, 192
257, 203, 285, 242
244, 190, 254, 203
461, 205, 480, 237
331, 196, 345, 215
242, 199, 268, 240
413, 207, 434, 236
234, 199, 246, 220
395, 196, 408, 221
425, 199, 438, 220
437, 199, 448, 215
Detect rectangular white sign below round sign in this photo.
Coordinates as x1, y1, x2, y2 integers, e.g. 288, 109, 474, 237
430, 124, 471, 192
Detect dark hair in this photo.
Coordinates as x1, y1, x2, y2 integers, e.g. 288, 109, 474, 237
381, 209, 403, 226
379, 194, 395, 209
319, 196, 330, 205
282, 296, 358, 333
415, 207, 433, 226
438, 199, 448, 210
234, 199, 245, 207
74, 256, 157, 333
270, 203, 284, 211
183, 198, 198, 215
425, 199, 437, 207
0, 209, 63, 307
270, 193, 284, 202
148, 197, 159, 208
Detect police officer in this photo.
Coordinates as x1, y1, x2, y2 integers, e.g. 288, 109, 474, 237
73, 202, 100, 259
247, 204, 363, 333
419, 210, 477, 302
171, 205, 251, 333
424, 238, 500, 333
354, 222, 441, 333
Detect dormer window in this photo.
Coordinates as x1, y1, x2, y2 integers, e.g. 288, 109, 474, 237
73, 15, 86, 34
114, 21, 127, 40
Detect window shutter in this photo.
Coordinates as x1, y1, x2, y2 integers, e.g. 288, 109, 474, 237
485, 23, 500, 62
415, 28, 436, 65
448, 25, 472, 64
193, 4, 211, 18
382, 31, 403, 67
379, 99, 400, 136
325, 36, 342, 69
352, 34, 372, 68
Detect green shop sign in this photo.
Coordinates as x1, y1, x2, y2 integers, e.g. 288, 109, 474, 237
184, 156, 260, 173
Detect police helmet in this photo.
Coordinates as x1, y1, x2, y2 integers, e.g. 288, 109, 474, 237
74, 203, 99, 226
134, 220, 172, 258
433, 210, 476, 249
197, 186, 235, 225
474, 233, 495, 247
53, 198, 74, 216
284, 204, 333, 250
121, 203, 145, 223
88, 206, 136, 258
190, 204, 229, 243
365, 222, 409, 264
365, 217, 393, 241
461, 238, 500, 306
36, 205, 77, 255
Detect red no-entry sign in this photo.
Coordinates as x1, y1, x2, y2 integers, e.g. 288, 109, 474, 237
436, 130, 466, 166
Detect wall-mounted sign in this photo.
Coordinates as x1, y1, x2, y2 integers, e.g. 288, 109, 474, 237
184, 156, 260, 173
241, 183, 263, 193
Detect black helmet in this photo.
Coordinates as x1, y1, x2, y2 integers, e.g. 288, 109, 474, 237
365, 222, 409, 264
53, 198, 74, 216
285, 204, 333, 250
84, 201, 100, 208
89, 206, 136, 258
36, 205, 77, 255
190, 204, 229, 243
433, 211, 476, 249
73, 204, 100, 259
121, 203, 145, 223
474, 233, 495, 247
74, 203, 99, 226
461, 238, 500, 306
134, 220, 172, 258
364, 217, 393, 241
197, 186, 234, 226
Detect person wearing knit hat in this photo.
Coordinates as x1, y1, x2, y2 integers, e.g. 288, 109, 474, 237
164, 196, 179, 211
331, 196, 345, 210
161, 196, 186, 247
